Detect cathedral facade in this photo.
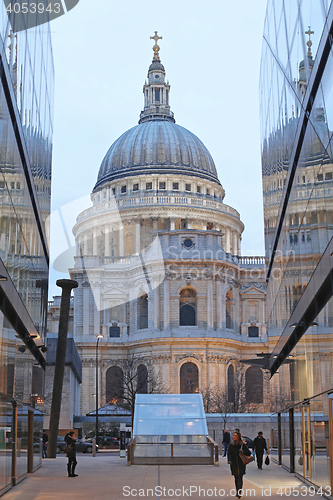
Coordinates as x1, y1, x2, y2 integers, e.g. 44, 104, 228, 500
69, 34, 269, 416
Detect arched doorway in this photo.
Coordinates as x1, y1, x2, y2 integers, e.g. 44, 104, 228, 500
180, 362, 199, 393
106, 366, 124, 403
179, 288, 197, 326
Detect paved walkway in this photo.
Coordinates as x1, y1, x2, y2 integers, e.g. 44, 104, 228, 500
2, 455, 326, 500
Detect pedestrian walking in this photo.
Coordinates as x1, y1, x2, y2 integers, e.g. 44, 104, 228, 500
42, 430, 48, 458
222, 430, 231, 456
253, 431, 268, 470
227, 431, 252, 498
64, 431, 78, 477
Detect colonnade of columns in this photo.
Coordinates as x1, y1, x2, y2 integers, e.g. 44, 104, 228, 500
76, 218, 241, 257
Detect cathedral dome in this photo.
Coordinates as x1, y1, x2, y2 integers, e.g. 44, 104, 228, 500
94, 120, 219, 190
93, 32, 220, 191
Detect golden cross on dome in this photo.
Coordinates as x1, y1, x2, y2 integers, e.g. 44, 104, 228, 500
305, 26, 314, 57
150, 31, 162, 61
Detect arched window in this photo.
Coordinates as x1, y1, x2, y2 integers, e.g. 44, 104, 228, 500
137, 364, 148, 394
226, 290, 233, 329
248, 326, 259, 337
245, 367, 263, 403
227, 365, 235, 403
180, 362, 199, 394
179, 288, 196, 326
106, 366, 124, 403
137, 294, 148, 329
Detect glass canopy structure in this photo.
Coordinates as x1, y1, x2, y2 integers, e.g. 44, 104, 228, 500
133, 394, 208, 436
128, 394, 218, 465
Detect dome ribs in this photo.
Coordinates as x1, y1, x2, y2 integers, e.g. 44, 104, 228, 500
94, 121, 219, 190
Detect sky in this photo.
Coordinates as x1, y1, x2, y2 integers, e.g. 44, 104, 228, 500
48, 0, 268, 299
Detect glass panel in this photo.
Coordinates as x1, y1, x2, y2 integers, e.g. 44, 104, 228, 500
0, 396, 12, 492
133, 394, 208, 436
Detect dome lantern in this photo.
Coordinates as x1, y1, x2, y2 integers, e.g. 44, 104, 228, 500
139, 31, 175, 124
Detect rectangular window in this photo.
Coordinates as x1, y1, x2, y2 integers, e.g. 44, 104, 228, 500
133, 183, 139, 191
159, 182, 166, 189
206, 188, 209, 195
325, 172, 333, 180
16, 182, 20, 189
197, 186, 201, 193
121, 185, 127, 193
0, 181, 4, 188
317, 173, 324, 181
146, 182, 152, 190
112, 188, 116, 195
302, 176, 306, 183
10, 182, 15, 189
109, 326, 120, 338
185, 183, 191, 191
155, 89, 160, 102
173, 182, 179, 190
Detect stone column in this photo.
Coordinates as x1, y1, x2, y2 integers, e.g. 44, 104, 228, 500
93, 229, 97, 255
83, 284, 90, 335
119, 225, 124, 256
104, 227, 110, 257
152, 217, 158, 233
154, 284, 159, 329
221, 293, 226, 329
216, 281, 222, 329
135, 219, 141, 254
170, 218, 175, 231
164, 280, 170, 330
207, 281, 213, 329
233, 232, 238, 255
84, 233, 88, 256
93, 285, 100, 335
234, 288, 240, 333
225, 228, 231, 253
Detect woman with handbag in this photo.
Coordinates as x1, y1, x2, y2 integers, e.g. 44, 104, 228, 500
64, 431, 78, 477
227, 431, 253, 498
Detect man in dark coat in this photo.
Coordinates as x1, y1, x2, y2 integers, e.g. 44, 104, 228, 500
42, 430, 48, 458
222, 430, 231, 456
227, 431, 252, 498
64, 431, 78, 477
253, 431, 268, 469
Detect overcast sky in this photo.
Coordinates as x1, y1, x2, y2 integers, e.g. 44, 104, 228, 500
48, 0, 268, 299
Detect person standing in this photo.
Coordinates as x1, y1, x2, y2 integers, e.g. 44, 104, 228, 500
64, 431, 78, 477
42, 430, 48, 458
222, 430, 231, 456
253, 431, 268, 470
227, 431, 251, 498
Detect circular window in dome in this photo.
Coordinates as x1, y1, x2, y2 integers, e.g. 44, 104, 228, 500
183, 238, 194, 249
155, 74, 160, 79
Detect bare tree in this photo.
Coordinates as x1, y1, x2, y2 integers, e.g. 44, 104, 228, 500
109, 353, 166, 423
201, 362, 264, 419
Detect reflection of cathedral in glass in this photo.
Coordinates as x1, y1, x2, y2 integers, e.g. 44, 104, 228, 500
260, 0, 333, 488
70, 33, 269, 417
0, 9, 54, 493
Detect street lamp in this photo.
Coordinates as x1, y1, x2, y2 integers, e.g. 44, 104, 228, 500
96, 334, 104, 446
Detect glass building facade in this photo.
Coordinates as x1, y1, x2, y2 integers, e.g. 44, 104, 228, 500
260, 0, 333, 489
0, 2, 54, 495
